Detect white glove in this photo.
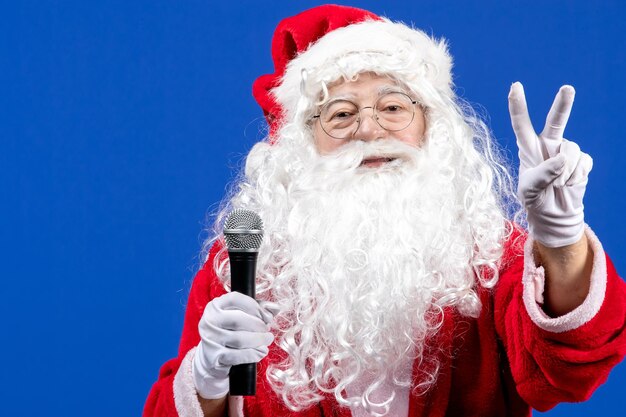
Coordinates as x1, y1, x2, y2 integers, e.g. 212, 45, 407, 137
192, 291, 276, 399
508, 82, 593, 248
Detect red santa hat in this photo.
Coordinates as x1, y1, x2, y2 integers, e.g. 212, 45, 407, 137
253, 4, 454, 140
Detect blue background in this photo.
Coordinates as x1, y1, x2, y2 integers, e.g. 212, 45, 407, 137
1, 1, 624, 415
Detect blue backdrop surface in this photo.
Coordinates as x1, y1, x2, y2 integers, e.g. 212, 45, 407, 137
1, 1, 625, 416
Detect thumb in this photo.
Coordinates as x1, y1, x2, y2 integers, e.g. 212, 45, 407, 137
521, 154, 566, 195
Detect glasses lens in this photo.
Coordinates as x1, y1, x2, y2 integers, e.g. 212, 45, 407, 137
375, 93, 415, 132
320, 100, 359, 139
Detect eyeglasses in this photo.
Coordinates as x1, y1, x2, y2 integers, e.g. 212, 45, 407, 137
312, 92, 419, 140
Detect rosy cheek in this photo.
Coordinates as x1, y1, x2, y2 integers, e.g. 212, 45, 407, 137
397, 133, 418, 147
315, 137, 337, 155
323, 141, 342, 154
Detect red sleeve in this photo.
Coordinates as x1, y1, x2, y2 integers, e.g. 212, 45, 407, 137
143, 243, 228, 417
494, 227, 626, 412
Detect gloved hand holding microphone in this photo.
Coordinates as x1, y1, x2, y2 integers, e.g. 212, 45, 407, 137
192, 291, 276, 399
192, 209, 276, 399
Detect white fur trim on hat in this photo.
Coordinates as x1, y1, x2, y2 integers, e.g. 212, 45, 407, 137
271, 18, 453, 123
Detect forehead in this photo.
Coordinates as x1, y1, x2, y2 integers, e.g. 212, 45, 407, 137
326, 72, 405, 100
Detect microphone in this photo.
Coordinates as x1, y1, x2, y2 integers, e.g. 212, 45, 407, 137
223, 209, 264, 396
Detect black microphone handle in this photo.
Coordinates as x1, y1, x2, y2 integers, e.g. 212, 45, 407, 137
228, 251, 258, 396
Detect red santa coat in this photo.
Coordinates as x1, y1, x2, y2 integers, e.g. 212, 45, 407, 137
144, 226, 626, 417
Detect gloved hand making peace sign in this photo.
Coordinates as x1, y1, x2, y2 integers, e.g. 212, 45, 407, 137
508, 82, 593, 248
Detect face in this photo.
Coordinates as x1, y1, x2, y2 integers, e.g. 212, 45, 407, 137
312, 72, 427, 157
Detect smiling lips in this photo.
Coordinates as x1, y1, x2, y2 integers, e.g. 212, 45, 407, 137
360, 157, 397, 168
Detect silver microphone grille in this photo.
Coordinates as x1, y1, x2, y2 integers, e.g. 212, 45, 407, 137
223, 209, 264, 251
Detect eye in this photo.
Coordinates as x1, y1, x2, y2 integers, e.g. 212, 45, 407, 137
382, 104, 403, 112
379, 103, 407, 113
331, 110, 356, 120
322, 100, 358, 123
377, 92, 413, 114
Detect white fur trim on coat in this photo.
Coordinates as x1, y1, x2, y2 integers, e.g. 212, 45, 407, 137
522, 225, 607, 333
173, 347, 245, 417
272, 18, 453, 123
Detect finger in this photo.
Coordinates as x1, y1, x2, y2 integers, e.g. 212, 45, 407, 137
201, 314, 274, 348
566, 152, 593, 186
217, 346, 270, 367
258, 300, 281, 324
553, 139, 581, 188
222, 329, 274, 349
520, 154, 566, 196
214, 291, 267, 321
541, 85, 575, 145
215, 309, 270, 332
508, 82, 542, 165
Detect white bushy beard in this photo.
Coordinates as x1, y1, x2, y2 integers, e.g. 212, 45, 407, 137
217, 134, 507, 416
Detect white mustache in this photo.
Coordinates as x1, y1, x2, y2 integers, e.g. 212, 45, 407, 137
316, 139, 422, 170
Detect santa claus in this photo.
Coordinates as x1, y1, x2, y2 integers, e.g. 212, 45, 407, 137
144, 5, 626, 417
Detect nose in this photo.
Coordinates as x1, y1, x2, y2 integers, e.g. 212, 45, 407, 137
353, 107, 386, 141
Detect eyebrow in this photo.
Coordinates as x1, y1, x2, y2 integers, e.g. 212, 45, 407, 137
327, 85, 409, 102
